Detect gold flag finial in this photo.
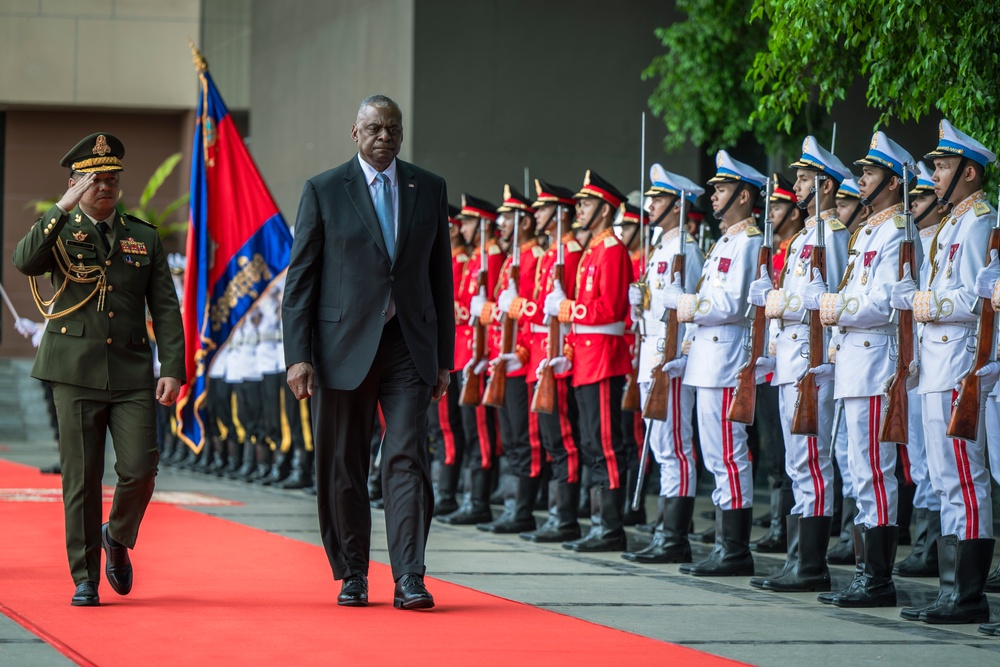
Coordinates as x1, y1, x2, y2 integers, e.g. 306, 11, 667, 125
189, 38, 208, 73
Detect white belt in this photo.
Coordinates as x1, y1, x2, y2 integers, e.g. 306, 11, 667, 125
530, 324, 548, 334
841, 326, 897, 336
923, 321, 976, 330
574, 321, 626, 336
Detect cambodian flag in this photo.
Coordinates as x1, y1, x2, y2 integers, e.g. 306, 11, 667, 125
176, 54, 293, 453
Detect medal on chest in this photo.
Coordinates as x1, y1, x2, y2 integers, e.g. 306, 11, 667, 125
861, 250, 877, 285
945, 243, 960, 278
796, 245, 813, 276
585, 265, 595, 292
713, 257, 731, 288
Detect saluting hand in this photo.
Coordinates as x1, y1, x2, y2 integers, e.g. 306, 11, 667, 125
287, 361, 315, 400
56, 172, 96, 212
157, 377, 182, 406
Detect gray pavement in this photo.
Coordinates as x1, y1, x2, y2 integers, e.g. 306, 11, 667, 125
2, 435, 1000, 666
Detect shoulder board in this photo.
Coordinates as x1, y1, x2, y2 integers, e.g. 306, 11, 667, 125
124, 212, 157, 229
827, 219, 846, 231
456, 253, 469, 263
685, 233, 697, 244
745, 224, 762, 237
974, 200, 991, 217
604, 235, 619, 248
488, 244, 501, 255
531, 245, 544, 258
893, 215, 906, 229
567, 240, 582, 252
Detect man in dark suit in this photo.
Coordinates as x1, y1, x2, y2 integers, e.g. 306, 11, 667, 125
283, 95, 454, 610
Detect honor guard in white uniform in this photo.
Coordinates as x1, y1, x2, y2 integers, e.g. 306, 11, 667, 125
893, 162, 946, 579
811, 131, 924, 608
621, 165, 705, 564
747, 137, 852, 592
895, 121, 997, 625
675, 150, 765, 577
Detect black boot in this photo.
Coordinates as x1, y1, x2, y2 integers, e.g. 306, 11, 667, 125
978, 621, 1000, 636
751, 488, 793, 553
901, 535, 956, 620
920, 538, 994, 624
437, 469, 493, 525
984, 558, 1000, 593
521, 482, 581, 542
478, 476, 538, 533
433, 463, 461, 517
894, 508, 941, 577
565, 487, 627, 552
819, 523, 865, 604
208, 438, 228, 476
622, 465, 647, 526
833, 525, 897, 608
682, 508, 754, 576
234, 440, 256, 479
195, 443, 214, 473
762, 516, 832, 592
260, 448, 291, 486
277, 449, 309, 489
222, 440, 242, 478
247, 443, 271, 482
577, 467, 592, 518
897, 482, 916, 546
621, 497, 694, 564
827, 496, 857, 564
750, 514, 800, 589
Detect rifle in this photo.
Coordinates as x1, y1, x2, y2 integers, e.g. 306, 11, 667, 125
878, 163, 916, 444
791, 173, 828, 435
643, 196, 689, 421
728, 178, 773, 424
459, 215, 488, 406
483, 208, 521, 408
947, 189, 1000, 441
531, 204, 564, 414
622, 114, 647, 413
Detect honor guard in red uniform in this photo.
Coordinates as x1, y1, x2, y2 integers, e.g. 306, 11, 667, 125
544, 171, 633, 552
477, 186, 546, 533
433, 205, 471, 516
521, 179, 586, 543
618, 203, 650, 526
675, 150, 766, 576
438, 195, 505, 525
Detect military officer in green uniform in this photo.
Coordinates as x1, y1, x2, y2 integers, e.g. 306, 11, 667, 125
12, 133, 185, 607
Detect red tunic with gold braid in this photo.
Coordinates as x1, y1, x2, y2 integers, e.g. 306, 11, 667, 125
485, 238, 543, 379
458, 238, 505, 368
451, 246, 471, 370
524, 233, 584, 383
558, 228, 633, 387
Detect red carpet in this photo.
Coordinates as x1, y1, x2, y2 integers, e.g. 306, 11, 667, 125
0, 458, 745, 666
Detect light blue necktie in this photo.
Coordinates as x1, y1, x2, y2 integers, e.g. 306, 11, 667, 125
375, 172, 394, 258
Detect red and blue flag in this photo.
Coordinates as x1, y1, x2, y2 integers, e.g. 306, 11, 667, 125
176, 53, 293, 453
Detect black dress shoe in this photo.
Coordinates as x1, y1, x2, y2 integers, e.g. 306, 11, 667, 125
102, 523, 132, 595
71, 581, 100, 606
337, 574, 369, 607
393, 573, 434, 610
39, 463, 61, 474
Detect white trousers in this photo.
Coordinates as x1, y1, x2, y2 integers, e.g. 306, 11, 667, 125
921, 391, 993, 539
844, 396, 898, 527
899, 387, 939, 510
695, 387, 753, 510
640, 380, 696, 497
986, 398, 1000, 486
778, 383, 834, 517
832, 400, 855, 498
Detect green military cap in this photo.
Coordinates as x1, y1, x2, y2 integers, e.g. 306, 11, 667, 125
60, 132, 125, 173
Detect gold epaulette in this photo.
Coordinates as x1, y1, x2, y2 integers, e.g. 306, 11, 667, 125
567, 240, 582, 252
488, 244, 501, 255
974, 201, 991, 217
827, 219, 846, 231
604, 235, 619, 248
745, 225, 762, 236
894, 215, 907, 229
531, 245, 544, 258
685, 233, 697, 244
456, 253, 469, 263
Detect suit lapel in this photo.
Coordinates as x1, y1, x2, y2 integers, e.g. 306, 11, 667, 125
345, 158, 389, 258
394, 160, 417, 267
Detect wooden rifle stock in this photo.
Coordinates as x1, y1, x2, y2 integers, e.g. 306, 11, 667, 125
459, 268, 488, 406
483, 264, 518, 408
728, 244, 772, 424
622, 337, 642, 412
878, 239, 915, 444
531, 263, 563, 414
790, 245, 827, 436
947, 225, 1000, 440
643, 252, 685, 421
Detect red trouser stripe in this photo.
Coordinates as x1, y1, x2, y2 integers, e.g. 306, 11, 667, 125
558, 380, 579, 483
671, 377, 690, 497
721, 388, 743, 508
898, 444, 913, 486
868, 396, 888, 525
527, 383, 543, 477
599, 379, 620, 489
475, 404, 492, 469
633, 412, 645, 459
437, 397, 457, 465
806, 435, 824, 517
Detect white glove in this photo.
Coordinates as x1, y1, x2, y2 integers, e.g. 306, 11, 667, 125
469, 287, 487, 325
973, 361, 1000, 388
975, 250, 1000, 299
543, 280, 567, 318
807, 363, 835, 386
662, 357, 687, 379
493, 352, 523, 373
497, 279, 518, 315
548, 356, 572, 375
628, 284, 643, 307
801, 267, 827, 311
906, 359, 920, 391
747, 266, 773, 307
889, 263, 917, 310
31, 327, 44, 348
464, 357, 488, 376
662, 272, 684, 311
754, 356, 775, 384
15, 317, 39, 338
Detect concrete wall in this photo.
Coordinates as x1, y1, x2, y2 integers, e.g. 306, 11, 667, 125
0, 0, 200, 109
249, 0, 415, 220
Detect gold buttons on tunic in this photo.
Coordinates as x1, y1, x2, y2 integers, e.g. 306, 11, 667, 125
941, 335, 948, 342
790, 333, 797, 340
106, 285, 113, 292
107, 338, 113, 344
60, 326, 67, 334
108, 312, 115, 318
712, 336, 719, 341
77, 254, 83, 259
106, 260, 112, 266
863, 341, 870, 347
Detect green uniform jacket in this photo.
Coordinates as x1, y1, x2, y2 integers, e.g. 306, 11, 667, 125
12, 204, 186, 390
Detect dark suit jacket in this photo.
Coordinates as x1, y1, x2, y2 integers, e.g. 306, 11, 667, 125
282, 156, 455, 390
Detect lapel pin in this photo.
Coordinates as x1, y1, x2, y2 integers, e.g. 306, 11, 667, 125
408, 183, 415, 188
